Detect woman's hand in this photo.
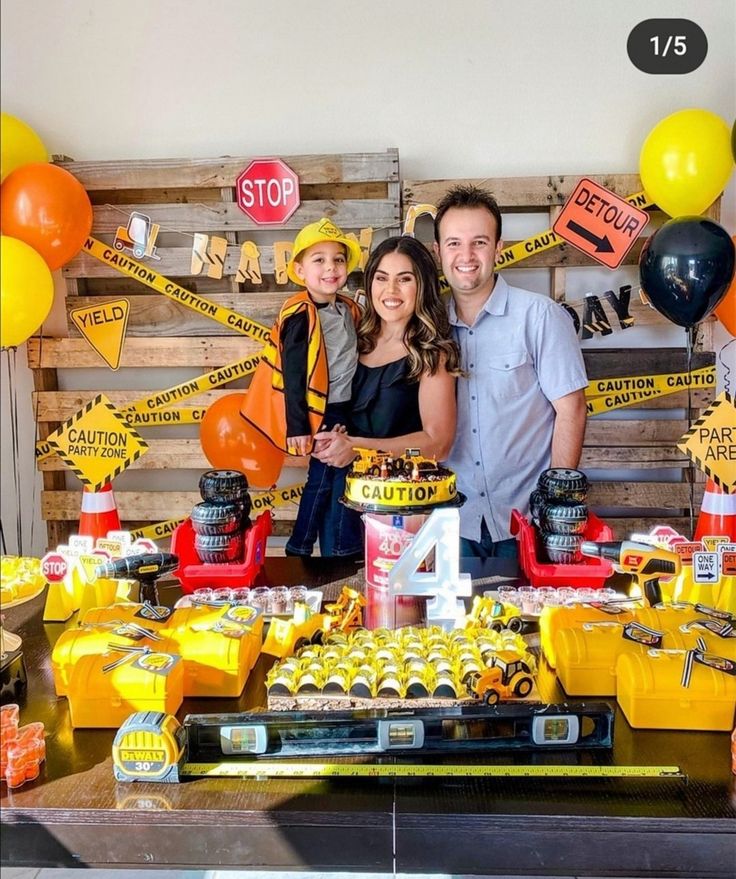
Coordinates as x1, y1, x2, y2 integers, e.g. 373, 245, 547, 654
312, 423, 346, 455
313, 430, 358, 468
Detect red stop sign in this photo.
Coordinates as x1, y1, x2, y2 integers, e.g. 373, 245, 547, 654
236, 159, 300, 225
41, 552, 68, 582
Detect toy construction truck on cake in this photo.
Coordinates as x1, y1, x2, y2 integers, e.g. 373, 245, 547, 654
342, 448, 463, 514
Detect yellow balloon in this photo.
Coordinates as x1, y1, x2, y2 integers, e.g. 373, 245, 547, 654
0, 113, 49, 182
640, 109, 734, 218
1, 236, 55, 348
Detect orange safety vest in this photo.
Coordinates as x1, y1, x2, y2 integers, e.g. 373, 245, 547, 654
241, 291, 361, 454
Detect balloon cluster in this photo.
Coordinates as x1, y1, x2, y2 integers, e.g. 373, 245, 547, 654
639, 109, 736, 330
0, 113, 93, 348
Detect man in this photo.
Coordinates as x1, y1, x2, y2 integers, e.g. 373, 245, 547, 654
434, 185, 588, 559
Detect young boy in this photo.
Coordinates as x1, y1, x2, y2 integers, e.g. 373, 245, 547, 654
241, 218, 364, 557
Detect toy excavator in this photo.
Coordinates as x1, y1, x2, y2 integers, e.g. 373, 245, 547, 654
323, 587, 366, 633
262, 586, 366, 659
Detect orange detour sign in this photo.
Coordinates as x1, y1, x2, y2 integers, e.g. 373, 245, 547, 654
552, 178, 649, 269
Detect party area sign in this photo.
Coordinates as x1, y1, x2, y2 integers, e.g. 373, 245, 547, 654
45, 393, 148, 490
677, 391, 736, 492
70, 298, 130, 370
553, 178, 649, 269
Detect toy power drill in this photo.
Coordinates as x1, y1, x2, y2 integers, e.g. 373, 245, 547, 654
95, 553, 179, 605
580, 541, 681, 606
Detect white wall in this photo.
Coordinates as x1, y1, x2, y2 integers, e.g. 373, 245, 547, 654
2, 0, 734, 555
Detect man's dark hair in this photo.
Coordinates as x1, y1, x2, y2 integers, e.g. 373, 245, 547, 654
433, 184, 503, 242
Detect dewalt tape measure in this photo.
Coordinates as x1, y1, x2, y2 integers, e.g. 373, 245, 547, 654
112, 711, 683, 784
180, 762, 682, 780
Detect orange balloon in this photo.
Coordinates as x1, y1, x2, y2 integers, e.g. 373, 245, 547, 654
200, 392, 284, 489
714, 236, 736, 336
0, 163, 93, 270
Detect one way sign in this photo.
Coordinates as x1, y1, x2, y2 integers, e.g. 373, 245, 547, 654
692, 551, 720, 583
553, 178, 649, 269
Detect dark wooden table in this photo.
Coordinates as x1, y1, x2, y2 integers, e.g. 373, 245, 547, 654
2, 557, 735, 877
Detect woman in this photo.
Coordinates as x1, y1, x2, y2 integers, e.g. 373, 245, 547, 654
313, 235, 463, 468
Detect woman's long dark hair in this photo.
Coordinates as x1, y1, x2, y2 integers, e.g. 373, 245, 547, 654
358, 236, 463, 381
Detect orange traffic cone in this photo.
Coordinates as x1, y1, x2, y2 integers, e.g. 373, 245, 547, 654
78, 482, 121, 542
694, 479, 736, 542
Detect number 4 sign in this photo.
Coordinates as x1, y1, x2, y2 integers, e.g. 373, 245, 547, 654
387, 508, 471, 630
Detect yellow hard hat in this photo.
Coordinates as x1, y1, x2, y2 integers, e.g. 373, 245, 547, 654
286, 217, 362, 285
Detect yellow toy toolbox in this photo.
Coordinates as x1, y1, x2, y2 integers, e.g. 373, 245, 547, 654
672, 619, 736, 658
555, 621, 686, 697
616, 648, 736, 731
540, 603, 639, 669
716, 575, 736, 615
51, 622, 168, 696
80, 602, 175, 629
633, 604, 736, 655
163, 604, 263, 697
75, 576, 137, 619
634, 604, 704, 634
66, 649, 183, 729
668, 566, 736, 612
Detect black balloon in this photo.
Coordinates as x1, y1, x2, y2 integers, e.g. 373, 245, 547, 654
639, 217, 735, 328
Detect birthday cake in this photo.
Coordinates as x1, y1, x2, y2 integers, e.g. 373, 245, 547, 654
343, 448, 460, 512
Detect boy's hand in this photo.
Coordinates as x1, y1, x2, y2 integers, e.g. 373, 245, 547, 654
286, 435, 312, 456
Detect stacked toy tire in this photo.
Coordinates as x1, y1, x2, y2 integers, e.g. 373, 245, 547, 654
193, 470, 251, 564
532, 468, 589, 564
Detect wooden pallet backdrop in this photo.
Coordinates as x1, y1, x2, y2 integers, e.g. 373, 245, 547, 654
404, 173, 717, 537
30, 150, 400, 549
30, 164, 717, 550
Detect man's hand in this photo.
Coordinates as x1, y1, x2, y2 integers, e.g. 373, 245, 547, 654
286, 435, 312, 456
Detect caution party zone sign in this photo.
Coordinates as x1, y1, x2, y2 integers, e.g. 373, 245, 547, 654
45, 394, 148, 490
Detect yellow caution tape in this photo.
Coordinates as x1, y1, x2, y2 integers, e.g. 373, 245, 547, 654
586, 366, 714, 397
182, 761, 682, 779
585, 367, 715, 414
124, 355, 261, 416
495, 191, 653, 269
129, 517, 187, 541
36, 354, 260, 461
124, 408, 208, 426
251, 483, 305, 512
82, 236, 270, 343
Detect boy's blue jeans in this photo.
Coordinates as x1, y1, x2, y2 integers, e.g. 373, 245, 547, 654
285, 403, 364, 558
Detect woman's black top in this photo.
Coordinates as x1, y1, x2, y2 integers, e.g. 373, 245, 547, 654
350, 356, 422, 439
